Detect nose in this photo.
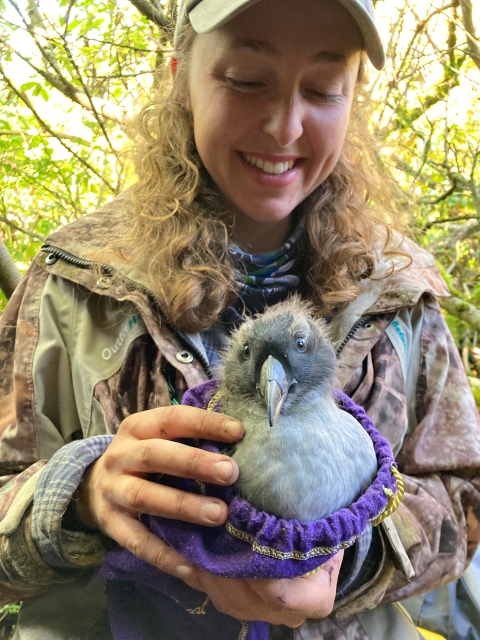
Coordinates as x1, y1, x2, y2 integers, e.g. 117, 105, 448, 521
262, 95, 304, 148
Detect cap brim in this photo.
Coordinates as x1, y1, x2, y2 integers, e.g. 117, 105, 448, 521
189, 0, 262, 33
182, 0, 385, 70
335, 0, 385, 69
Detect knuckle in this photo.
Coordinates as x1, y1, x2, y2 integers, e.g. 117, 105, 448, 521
124, 478, 149, 510
102, 445, 120, 473
155, 405, 176, 430
123, 531, 146, 559
260, 587, 291, 612
264, 592, 303, 618
183, 447, 203, 476
96, 507, 117, 537
208, 597, 233, 617
274, 600, 297, 615
154, 405, 196, 440
196, 409, 211, 435
150, 544, 172, 572
284, 618, 306, 629
118, 414, 135, 434
193, 408, 219, 438
137, 440, 157, 468
320, 597, 335, 619
172, 489, 190, 518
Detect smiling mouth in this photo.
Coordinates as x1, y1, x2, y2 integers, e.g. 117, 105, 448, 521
244, 154, 296, 175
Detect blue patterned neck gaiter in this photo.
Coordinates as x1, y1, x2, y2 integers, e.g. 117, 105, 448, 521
229, 216, 306, 314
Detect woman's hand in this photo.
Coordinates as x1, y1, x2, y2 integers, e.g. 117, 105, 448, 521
75, 405, 244, 580
186, 550, 344, 627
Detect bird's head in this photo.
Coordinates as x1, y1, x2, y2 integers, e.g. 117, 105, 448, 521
220, 298, 337, 426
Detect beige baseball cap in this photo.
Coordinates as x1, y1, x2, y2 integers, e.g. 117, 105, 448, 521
174, 0, 386, 69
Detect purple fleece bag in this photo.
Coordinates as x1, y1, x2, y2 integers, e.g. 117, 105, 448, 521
100, 381, 400, 640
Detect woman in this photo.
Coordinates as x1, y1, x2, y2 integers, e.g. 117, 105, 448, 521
0, 0, 479, 638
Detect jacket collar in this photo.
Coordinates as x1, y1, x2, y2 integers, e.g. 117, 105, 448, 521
44, 195, 449, 327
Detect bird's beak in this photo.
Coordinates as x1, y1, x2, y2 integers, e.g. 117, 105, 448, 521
259, 355, 289, 427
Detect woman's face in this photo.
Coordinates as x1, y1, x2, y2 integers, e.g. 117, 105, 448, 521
187, 0, 364, 252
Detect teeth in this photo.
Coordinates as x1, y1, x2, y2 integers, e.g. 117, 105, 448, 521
245, 155, 295, 174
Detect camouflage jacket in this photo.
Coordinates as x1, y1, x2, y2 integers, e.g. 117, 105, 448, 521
0, 199, 480, 640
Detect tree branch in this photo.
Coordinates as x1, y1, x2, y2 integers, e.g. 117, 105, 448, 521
0, 129, 87, 142
0, 65, 116, 192
458, 0, 480, 71
0, 216, 45, 241
1, 19, 156, 53
424, 214, 480, 229
419, 185, 455, 207
0, 159, 81, 215
127, 0, 171, 29
440, 296, 480, 331
443, 219, 479, 247
6, 45, 132, 125
58, 36, 116, 155
7, 0, 64, 77
3, 0, 133, 127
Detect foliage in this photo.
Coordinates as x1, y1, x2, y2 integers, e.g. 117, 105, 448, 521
0, 604, 20, 640
0, 0, 479, 393
369, 0, 480, 394
0, 605, 20, 616
0, 0, 168, 275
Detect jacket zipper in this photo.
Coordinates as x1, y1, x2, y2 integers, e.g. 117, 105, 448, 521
41, 246, 373, 367
42, 245, 112, 272
40, 244, 212, 374
335, 314, 374, 357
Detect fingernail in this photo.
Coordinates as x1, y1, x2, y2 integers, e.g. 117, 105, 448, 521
223, 420, 244, 440
174, 564, 194, 579
213, 460, 234, 482
201, 502, 223, 523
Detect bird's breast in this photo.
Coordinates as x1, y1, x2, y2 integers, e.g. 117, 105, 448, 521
228, 400, 378, 522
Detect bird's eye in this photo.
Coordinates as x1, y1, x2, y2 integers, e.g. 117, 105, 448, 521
242, 343, 251, 359
296, 337, 308, 352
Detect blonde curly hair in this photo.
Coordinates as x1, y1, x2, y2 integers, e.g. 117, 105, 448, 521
123, 23, 409, 333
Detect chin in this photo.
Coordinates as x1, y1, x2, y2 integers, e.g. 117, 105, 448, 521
234, 201, 298, 225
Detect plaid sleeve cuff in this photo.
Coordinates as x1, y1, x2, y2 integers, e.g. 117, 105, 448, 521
31, 435, 114, 569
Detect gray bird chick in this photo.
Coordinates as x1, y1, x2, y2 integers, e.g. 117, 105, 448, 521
216, 298, 378, 522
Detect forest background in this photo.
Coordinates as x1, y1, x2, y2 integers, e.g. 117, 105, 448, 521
0, 0, 479, 393
0, 0, 478, 634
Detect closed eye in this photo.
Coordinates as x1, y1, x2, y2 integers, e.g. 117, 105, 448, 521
306, 90, 341, 103
225, 77, 265, 91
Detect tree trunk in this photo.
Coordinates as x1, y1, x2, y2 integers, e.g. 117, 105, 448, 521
0, 242, 21, 300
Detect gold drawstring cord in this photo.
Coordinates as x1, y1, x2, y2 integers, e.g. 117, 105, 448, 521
372, 465, 404, 526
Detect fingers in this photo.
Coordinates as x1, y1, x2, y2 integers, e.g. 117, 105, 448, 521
110, 476, 230, 526
193, 572, 306, 627
76, 404, 243, 552
106, 404, 243, 492
248, 549, 344, 620
250, 576, 332, 621
102, 438, 239, 492
74, 404, 246, 576
102, 508, 199, 581
108, 437, 239, 484
120, 404, 244, 443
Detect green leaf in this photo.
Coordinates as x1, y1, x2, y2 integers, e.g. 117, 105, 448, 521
0, 603, 20, 615
38, 86, 49, 102
19, 81, 39, 92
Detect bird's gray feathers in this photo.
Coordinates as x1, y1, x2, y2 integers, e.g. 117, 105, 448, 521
216, 297, 378, 522
222, 394, 377, 521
